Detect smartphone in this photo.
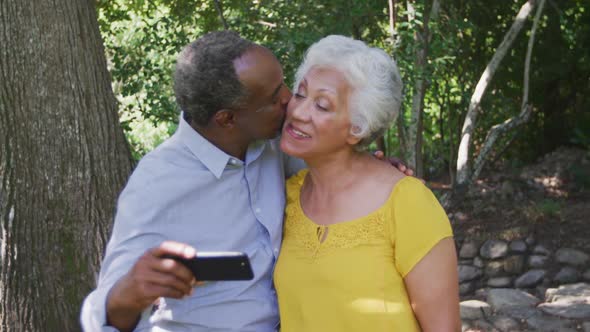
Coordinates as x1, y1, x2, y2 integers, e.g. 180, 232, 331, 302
164, 251, 254, 281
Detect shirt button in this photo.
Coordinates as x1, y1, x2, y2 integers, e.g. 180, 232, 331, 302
274, 248, 279, 254
255, 208, 261, 214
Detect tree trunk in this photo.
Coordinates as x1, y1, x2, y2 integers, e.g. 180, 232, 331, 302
406, 0, 439, 177
0, 1, 133, 331
470, 0, 545, 183
455, 0, 536, 186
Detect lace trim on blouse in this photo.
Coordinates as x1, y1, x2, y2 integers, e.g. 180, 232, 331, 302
284, 170, 389, 256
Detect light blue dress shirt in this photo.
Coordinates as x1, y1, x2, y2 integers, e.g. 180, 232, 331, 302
81, 115, 305, 331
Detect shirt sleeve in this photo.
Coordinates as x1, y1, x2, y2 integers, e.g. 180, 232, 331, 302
390, 177, 453, 277
80, 165, 164, 331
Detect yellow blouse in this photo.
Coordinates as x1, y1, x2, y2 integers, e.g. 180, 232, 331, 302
274, 170, 453, 332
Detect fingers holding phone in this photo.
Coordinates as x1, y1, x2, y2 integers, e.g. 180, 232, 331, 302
151, 242, 198, 293
106, 241, 198, 331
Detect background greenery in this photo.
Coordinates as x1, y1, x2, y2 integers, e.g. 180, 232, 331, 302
97, 0, 590, 179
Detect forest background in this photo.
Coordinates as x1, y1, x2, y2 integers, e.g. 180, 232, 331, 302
0, 0, 589, 330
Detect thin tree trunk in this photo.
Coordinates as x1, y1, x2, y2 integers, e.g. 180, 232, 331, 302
0, 1, 133, 330
407, 0, 440, 177
470, 0, 545, 182
375, 0, 398, 156
389, 0, 409, 159
455, 0, 536, 186
389, 0, 398, 44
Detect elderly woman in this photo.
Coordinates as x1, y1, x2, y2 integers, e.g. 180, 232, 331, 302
273, 35, 460, 332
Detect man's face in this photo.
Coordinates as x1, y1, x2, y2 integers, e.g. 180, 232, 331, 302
232, 46, 291, 141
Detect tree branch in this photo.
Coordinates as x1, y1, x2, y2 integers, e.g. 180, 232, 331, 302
455, 0, 536, 185
213, 0, 229, 30
470, 0, 545, 183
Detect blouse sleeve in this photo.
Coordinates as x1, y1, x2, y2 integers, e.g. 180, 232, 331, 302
390, 177, 453, 277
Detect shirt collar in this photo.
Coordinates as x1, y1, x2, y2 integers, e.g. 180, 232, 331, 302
177, 114, 232, 179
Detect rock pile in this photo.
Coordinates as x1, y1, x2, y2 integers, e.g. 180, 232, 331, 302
460, 283, 590, 331
457, 237, 590, 297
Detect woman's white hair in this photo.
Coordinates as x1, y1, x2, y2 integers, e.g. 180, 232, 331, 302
294, 35, 403, 147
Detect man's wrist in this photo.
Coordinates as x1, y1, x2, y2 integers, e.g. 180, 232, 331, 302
105, 281, 143, 331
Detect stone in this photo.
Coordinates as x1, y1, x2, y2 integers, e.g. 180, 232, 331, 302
528, 255, 549, 268
532, 244, 551, 256
459, 259, 474, 265
540, 282, 590, 319
460, 241, 479, 258
504, 255, 525, 275
535, 286, 548, 300
539, 301, 590, 319
525, 235, 535, 246
460, 300, 492, 320
503, 306, 542, 320
480, 240, 509, 259
472, 320, 497, 331
459, 282, 474, 296
515, 269, 546, 288
552, 266, 580, 284
525, 315, 573, 331
461, 321, 471, 332
555, 248, 590, 266
509, 239, 527, 253
473, 256, 484, 268
474, 288, 487, 299
486, 261, 505, 277
459, 265, 483, 282
488, 277, 512, 288
487, 288, 540, 311
545, 282, 590, 301
584, 268, 590, 281
491, 316, 520, 331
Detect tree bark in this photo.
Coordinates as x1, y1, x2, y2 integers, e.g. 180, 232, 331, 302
0, 1, 133, 331
406, 0, 439, 177
455, 0, 536, 186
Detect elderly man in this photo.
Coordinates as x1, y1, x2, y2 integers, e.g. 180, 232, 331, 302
81, 31, 410, 331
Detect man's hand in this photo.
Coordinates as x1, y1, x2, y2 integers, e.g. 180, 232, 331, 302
373, 151, 414, 176
106, 241, 197, 332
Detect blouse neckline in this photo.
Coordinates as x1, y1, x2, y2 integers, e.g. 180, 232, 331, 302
294, 169, 411, 228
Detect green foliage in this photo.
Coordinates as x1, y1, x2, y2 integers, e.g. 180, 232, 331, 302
98, 0, 590, 174
536, 199, 562, 218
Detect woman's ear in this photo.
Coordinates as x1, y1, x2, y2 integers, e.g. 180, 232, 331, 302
346, 126, 363, 145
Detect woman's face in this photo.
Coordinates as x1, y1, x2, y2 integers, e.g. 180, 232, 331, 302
280, 67, 360, 160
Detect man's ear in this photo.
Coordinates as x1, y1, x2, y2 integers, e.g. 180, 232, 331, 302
213, 109, 236, 128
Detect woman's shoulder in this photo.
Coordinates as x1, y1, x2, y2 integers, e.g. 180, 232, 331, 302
366, 158, 408, 191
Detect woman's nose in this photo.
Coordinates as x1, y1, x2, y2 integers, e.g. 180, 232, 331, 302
289, 99, 310, 121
